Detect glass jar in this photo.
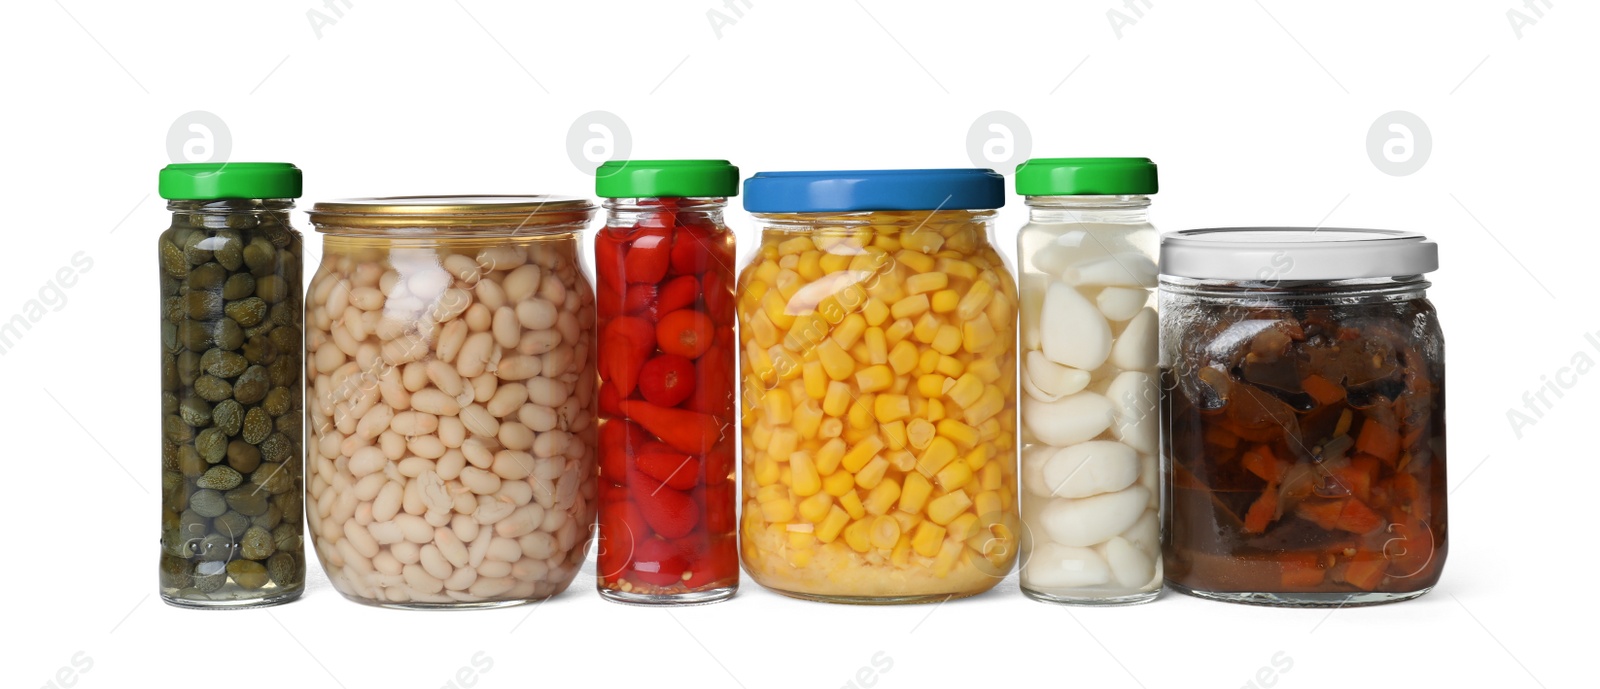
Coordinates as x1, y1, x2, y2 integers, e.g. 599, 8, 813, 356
736, 169, 1020, 603
305, 196, 599, 608
1015, 158, 1162, 606
592, 161, 740, 605
156, 163, 307, 608
1159, 228, 1447, 606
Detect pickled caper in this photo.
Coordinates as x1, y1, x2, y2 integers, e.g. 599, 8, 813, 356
242, 237, 275, 272
161, 391, 179, 415
177, 445, 207, 477
182, 232, 214, 264
200, 348, 247, 378
240, 526, 275, 560
190, 489, 227, 518
182, 290, 222, 320
251, 503, 282, 530
227, 560, 269, 589
160, 321, 179, 354
225, 212, 259, 230
195, 428, 227, 463
258, 433, 292, 464
268, 324, 299, 353
241, 335, 276, 364
272, 523, 301, 553
214, 231, 244, 271
179, 509, 211, 540
176, 321, 210, 352
225, 297, 267, 327
224, 487, 269, 516
198, 465, 243, 491
234, 365, 268, 404
192, 561, 227, 592
251, 463, 292, 495
241, 407, 271, 444
178, 396, 212, 428
268, 300, 296, 327
212, 399, 242, 436
274, 413, 301, 439
163, 414, 194, 444
213, 510, 251, 539
212, 318, 244, 351
268, 356, 297, 388
160, 240, 189, 278
186, 262, 226, 291
221, 272, 254, 299
225, 439, 261, 474
267, 552, 300, 587
161, 441, 180, 471
194, 375, 233, 403
159, 554, 192, 589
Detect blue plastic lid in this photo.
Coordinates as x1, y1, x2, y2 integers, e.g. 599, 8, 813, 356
743, 169, 1005, 213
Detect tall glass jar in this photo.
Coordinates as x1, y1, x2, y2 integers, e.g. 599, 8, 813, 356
736, 169, 1020, 603
157, 163, 306, 608
1159, 228, 1447, 606
1014, 158, 1162, 606
305, 196, 599, 608
591, 160, 740, 605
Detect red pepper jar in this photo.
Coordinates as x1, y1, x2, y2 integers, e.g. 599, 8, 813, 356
592, 160, 740, 605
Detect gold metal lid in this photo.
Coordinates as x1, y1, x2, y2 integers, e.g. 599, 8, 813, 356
310, 195, 596, 235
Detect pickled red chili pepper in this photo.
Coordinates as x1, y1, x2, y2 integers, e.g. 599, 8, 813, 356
593, 162, 740, 605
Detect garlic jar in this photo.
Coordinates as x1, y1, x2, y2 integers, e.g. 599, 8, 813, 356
1160, 228, 1447, 606
305, 196, 599, 608
1016, 158, 1161, 605
736, 169, 1020, 603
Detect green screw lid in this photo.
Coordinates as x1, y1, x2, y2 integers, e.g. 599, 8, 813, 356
159, 162, 303, 200
595, 160, 739, 199
1014, 157, 1157, 196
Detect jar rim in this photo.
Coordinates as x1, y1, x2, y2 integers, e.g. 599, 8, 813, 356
1160, 227, 1437, 281
310, 195, 595, 235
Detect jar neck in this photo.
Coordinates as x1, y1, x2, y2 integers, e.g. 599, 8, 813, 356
1025, 195, 1149, 225
603, 197, 726, 229
168, 198, 295, 214
1160, 275, 1430, 304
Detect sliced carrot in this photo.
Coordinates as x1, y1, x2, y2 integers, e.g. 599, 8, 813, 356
1335, 498, 1385, 534
1279, 553, 1326, 588
1381, 471, 1420, 506
1301, 374, 1346, 405
1355, 417, 1401, 465
1204, 426, 1240, 449
1344, 553, 1388, 591
1243, 483, 1279, 534
1332, 454, 1379, 502
1240, 445, 1286, 483
1296, 500, 1344, 530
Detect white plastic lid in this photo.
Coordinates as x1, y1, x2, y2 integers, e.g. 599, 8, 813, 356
1159, 228, 1438, 281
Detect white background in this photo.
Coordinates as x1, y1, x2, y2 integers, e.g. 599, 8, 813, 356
3, 1, 1594, 687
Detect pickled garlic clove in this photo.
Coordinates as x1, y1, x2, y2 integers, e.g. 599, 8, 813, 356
1024, 350, 1091, 401
1040, 282, 1111, 370
1023, 391, 1113, 447
1101, 536, 1156, 588
1024, 543, 1111, 588
1109, 307, 1157, 371
1119, 511, 1160, 553
1019, 274, 1047, 351
1038, 486, 1150, 547
1061, 253, 1157, 288
1096, 287, 1147, 321
1031, 242, 1075, 277
1105, 371, 1158, 455
1040, 440, 1139, 498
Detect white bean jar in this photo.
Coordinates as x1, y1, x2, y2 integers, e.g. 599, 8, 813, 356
304, 196, 599, 609
1015, 158, 1162, 606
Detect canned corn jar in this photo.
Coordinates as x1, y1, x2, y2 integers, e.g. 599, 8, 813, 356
736, 169, 1020, 603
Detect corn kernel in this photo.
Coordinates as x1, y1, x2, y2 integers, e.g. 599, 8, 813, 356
930, 289, 960, 314
936, 419, 980, 449
932, 538, 964, 578
816, 505, 850, 543
868, 515, 902, 550
847, 397, 875, 430
894, 249, 937, 273
946, 513, 980, 542
884, 340, 918, 376
788, 531, 815, 552
905, 272, 948, 295
937, 257, 977, 281
802, 361, 827, 400
916, 349, 941, 375
926, 491, 973, 525
812, 437, 846, 475
819, 252, 851, 274
887, 449, 917, 473
915, 436, 959, 477
916, 374, 947, 399
841, 435, 884, 473
873, 394, 911, 423
786, 547, 813, 568
769, 427, 798, 462
855, 456, 891, 491
905, 418, 936, 450
956, 280, 994, 321
779, 465, 792, 486
966, 358, 1001, 385
973, 491, 1002, 519
760, 497, 795, 523
791, 401, 824, 439
947, 373, 983, 408
930, 325, 962, 355
798, 491, 833, 523
855, 365, 894, 393
926, 398, 946, 422
880, 420, 908, 450
753, 260, 780, 288
797, 250, 824, 281
777, 236, 814, 256
749, 421, 773, 450
912, 521, 947, 557
822, 381, 852, 417
980, 460, 1003, 491
844, 519, 872, 553
818, 417, 843, 439
790, 451, 821, 496
833, 313, 867, 349
964, 445, 991, 471
822, 469, 856, 497
962, 317, 996, 353
749, 310, 780, 350
963, 385, 1005, 425
889, 293, 930, 320
912, 313, 941, 344
901, 230, 945, 254
935, 460, 973, 491
763, 291, 796, 329
859, 327, 885, 365
764, 388, 793, 425
817, 340, 854, 381
839, 490, 866, 520
861, 298, 890, 326
873, 233, 901, 252
899, 472, 933, 514
935, 355, 964, 378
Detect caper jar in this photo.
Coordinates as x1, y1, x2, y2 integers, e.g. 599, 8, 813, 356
737, 169, 1020, 603
1160, 228, 1447, 606
157, 162, 307, 608
305, 196, 599, 608
1015, 158, 1162, 606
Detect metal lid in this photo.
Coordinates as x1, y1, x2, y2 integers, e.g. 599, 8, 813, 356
1160, 228, 1438, 281
309, 195, 595, 235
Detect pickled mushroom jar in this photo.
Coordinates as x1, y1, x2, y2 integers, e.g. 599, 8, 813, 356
1015, 158, 1162, 606
157, 163, 307, 608
305, 196, 599, 608
1159, 228, 1447, 606
736, 169, 1020, 603
592, 160, 740, 605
